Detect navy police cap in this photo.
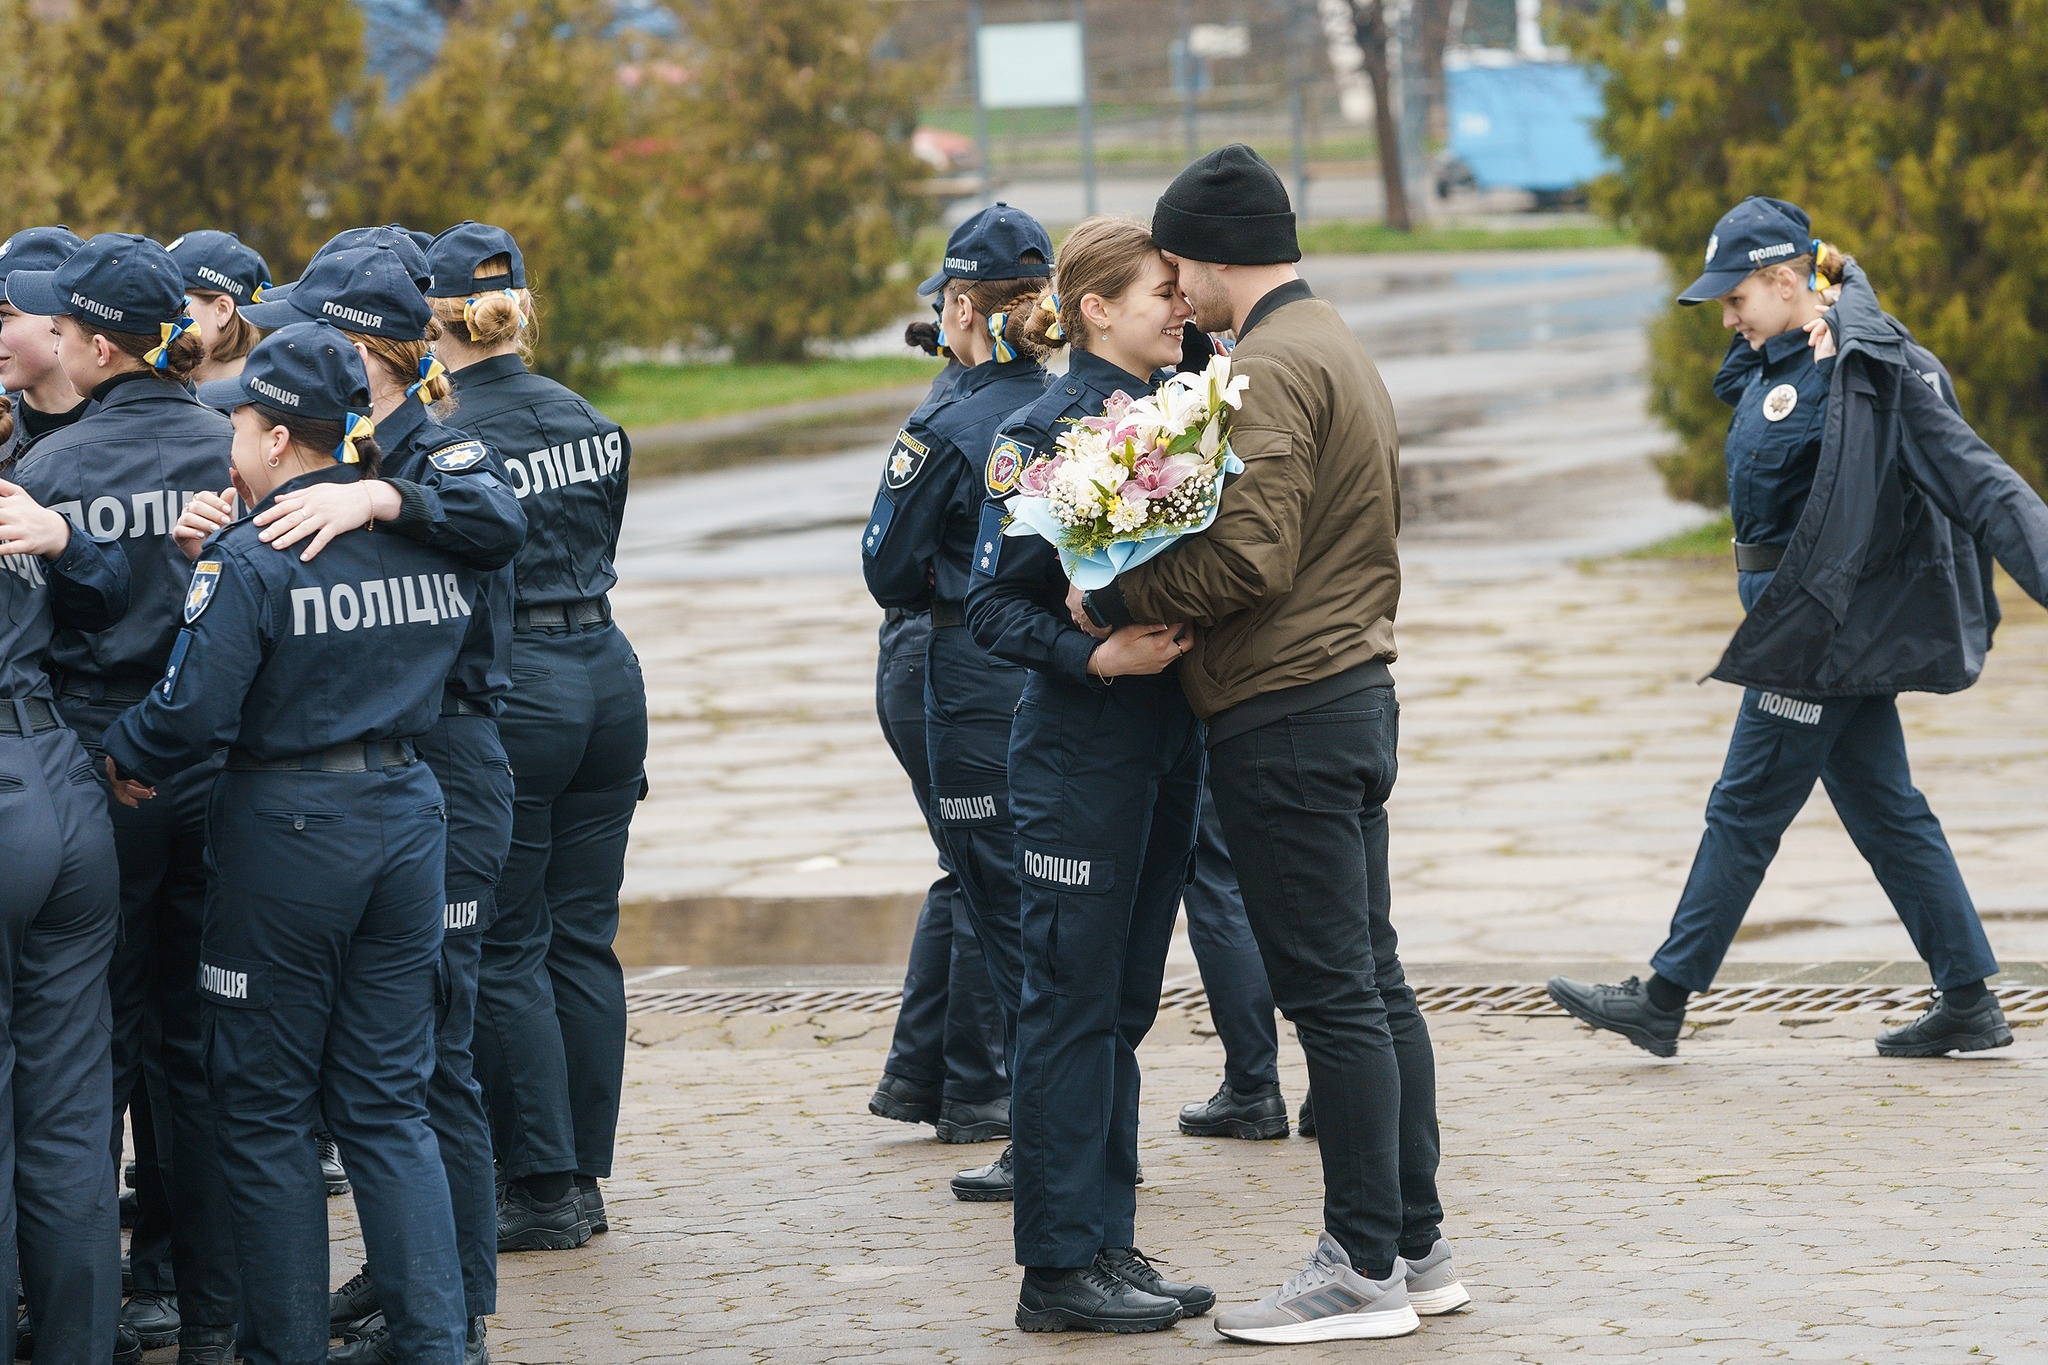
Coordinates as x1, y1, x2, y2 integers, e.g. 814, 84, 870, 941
242, 245, 432, 342
166, 229, 272, 305
5, 232, 189, 330
1678, 196, 1815, 304
196, 320, 372, 427
918, 203, 1053, 296
425, 221, 526, 298
265, 225, 433, 307
0, 226, 85, 290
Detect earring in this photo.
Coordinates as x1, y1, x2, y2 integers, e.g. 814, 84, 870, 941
266, 454, 281, 468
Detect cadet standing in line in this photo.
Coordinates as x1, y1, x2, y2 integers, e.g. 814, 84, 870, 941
866, 308, 1011, 1147
964, 216, 1212, 1335
103, 321, 473, 1365
184, 241, 526, 1363
860, 204, 1054, 1204
0, 228, 89, 470
167, 230, 269, 385
1550, 197, 2048, 1058
4, 233, 243, 1362
428, 223, 645, 1251
0, 405, 133, 1365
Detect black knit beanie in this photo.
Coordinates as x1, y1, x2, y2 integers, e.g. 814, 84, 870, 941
1152, 144, 1301, 265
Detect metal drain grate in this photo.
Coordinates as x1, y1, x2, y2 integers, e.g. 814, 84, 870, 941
626, 981, 2048, 1020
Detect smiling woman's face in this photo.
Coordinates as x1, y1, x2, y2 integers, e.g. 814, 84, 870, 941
1084, 252, 1194, 374
0, 303, 62, 396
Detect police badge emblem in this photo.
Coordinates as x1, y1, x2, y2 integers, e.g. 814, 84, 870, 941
985, 438, 1024, 496
885, 429, 930, 490
429, 440, 489, 472
1761, 383, 1799, 422
184, 561, 222, 623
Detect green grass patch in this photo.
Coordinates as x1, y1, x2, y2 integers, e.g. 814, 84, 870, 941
1628, 513, 1733, 560
1298, 220, 1636, 254
591, 356, 944, 431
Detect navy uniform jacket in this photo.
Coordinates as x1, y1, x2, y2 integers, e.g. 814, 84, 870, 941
1718, 329, 1836, 547
444, 355, 628, 608
102, 465, 476, 785
864, 361, 967, 612
375, 396, 525, 711
964, 351, 1159, 685
9, 373, 232, 695
0, 530, 129, 700
862, 356, 1045, 610
0, 397, 93, 475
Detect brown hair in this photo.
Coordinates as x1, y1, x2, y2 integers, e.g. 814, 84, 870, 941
428, 254, 537, 363
76, 319, 205, 384
187, 290, 260, 367
346, 328, 454, 407
250, 402, 384, 480
0, 394, 13, 448
903, 319, 947, 357
1001, 217, 1162, 363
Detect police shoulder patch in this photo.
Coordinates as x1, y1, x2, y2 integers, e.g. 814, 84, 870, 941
985, 436, 1026, 496
885, 429, 931, 490
429, 440, 489, 472
971, 502, 1007, 579
183, 560, 223, 624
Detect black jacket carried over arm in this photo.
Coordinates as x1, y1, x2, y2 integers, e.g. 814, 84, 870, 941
1712, 263, 2048, 696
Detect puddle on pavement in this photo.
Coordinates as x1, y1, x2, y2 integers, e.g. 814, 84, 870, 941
1734, 918, 1847, 942
632, 399, 908, 479
618, 894, 922, 967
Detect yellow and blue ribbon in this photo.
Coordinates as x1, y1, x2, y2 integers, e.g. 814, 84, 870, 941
1039, 290, 1064, 342
334, 412, 376, 464
462, 288, 522, 341
144, 317, 196, 370
406, 352, 447, 405
988, 311, 1016, 364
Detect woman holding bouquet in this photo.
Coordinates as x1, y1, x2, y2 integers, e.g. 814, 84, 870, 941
964, 216, 1215, 1335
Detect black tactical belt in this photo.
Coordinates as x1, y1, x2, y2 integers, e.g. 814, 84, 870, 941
439, 695, 491, 718
55, 673, 157, 708
226, 739, 417, 773
513, 598, 610, 632
1733, 541, 1786, 573
0, 697, 62, 736
882, 606, 930, 625
930, 600, 966, 628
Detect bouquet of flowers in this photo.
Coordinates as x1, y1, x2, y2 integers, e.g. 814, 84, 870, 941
1001, 355, 1250, 588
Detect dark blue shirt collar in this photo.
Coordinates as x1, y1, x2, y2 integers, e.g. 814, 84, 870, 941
952, 354, 1039, 399
249, 462, 362, 519
374, 395, 429, 452
450, 353, 529, 389
1760, 325, 1817, 369
1065, 348, 1153, 399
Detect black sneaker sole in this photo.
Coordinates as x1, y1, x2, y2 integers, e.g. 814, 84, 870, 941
1876, 1027, 2014, 1057
951, 1183, 1014, 1202
333, 1310, 383, 1342
1547, 982, 1679, 1058
325, 1175, 352, 1196
935, 1118, 1010, 1143
1178, 1114, 1289, 1140
868, 1093, 941, 1126
1016, 1304, 1180, 1333
127, 1325, 179, 1351
498, 1223, 591, 1252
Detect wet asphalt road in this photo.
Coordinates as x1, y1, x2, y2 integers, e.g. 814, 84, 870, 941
615, 246, 1708, 584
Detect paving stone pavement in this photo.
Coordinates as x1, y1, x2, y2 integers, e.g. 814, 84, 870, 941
298, 1008, 2048, 1363
616, 560, 2048, 967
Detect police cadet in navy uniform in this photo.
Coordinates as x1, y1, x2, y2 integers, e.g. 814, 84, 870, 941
866, 307, 1011, 1146
425, 222, 645, 1251
963, 215, 1214, 1335
0, 410, 133, 1365
190, 241, 524, 1360
3, 233, 244, 1361
102, 321, 474, 1365
0, 227, 90, 471
1551, 196, 2048, 1058
166, 229, 270, 385
860, 203, 1053, 1203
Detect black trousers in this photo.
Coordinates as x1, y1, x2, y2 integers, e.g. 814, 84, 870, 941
874, 614, 1006, 1103
1182, 779, 1280, 1093
1207, 686, 1441, 1274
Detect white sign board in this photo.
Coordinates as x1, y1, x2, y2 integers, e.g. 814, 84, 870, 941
977, 21, 1084, 110
1189, 23, 1249, 59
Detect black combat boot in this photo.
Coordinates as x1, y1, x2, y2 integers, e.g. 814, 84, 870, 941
867, 1073, 941, 1127
120, 1290, 180, 1349
331, 1264, 382, 1339
497, 1177, 591, 1251
1015, 1257, 1181, 1334
1298, 1088, 1316, 1138
575, 1174, 608, 1234
177, 1324, 238, 1365
1876, 991, 2013, 1057
935, 1095, 1009, 1144
1177, 1081, 1288, 1140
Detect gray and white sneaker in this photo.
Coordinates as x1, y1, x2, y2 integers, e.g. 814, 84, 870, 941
1214, 1232, 1420, 1344
1402, 1238, 1472, 1315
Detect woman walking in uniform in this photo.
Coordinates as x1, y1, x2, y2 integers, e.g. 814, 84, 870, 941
963, 216, 1213, 1334
1551, 196, 2048, 1057
427, 223, 646, 1251
100, 321, 474, 1363
860, 204, 1055, 1203
865, 311, 1012, 1147
179, 240, 527, 1362
0, 409, 132, 1365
